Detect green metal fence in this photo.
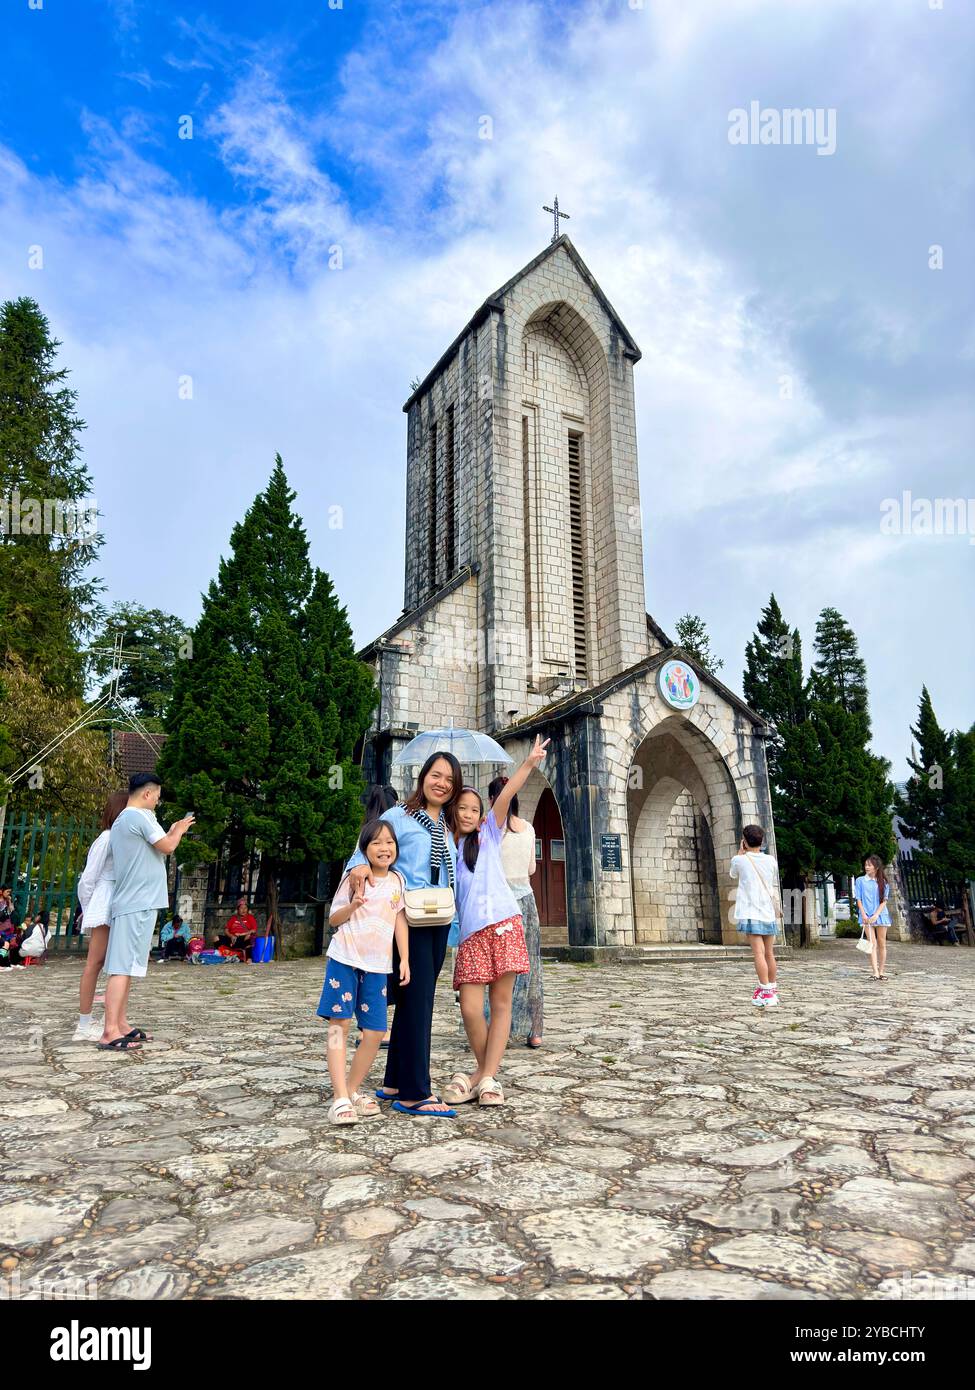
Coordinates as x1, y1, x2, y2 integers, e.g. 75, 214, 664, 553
0, 812, 99, 953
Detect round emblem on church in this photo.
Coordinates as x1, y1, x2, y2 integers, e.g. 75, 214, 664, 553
657, 659, 699, 710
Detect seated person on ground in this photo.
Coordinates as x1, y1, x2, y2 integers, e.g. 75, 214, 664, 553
927, 901, 960, 945
19, 913, 50, 961
0, 919, 22, 966
217, 897, 259, 957
160, 914, 193, 959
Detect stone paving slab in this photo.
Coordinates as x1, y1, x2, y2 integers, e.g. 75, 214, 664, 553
1, 941, 974, 1301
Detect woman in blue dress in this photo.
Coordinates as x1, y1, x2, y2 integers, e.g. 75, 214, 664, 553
344, 751, 462, 1117
854, 854, 892, 981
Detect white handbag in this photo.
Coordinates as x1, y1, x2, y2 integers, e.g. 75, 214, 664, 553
855, 926, 874, 955
403, 886, 455, 927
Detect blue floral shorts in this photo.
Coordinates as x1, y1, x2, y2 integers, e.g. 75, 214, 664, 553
317, 958, 388, 1030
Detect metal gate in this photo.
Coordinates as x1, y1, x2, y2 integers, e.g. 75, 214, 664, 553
0, 812, 98, 953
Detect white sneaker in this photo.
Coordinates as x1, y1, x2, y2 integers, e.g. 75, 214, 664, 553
72, 1019, 103, 1042
759, 988, 779, 1008
750, 986, 765, 1007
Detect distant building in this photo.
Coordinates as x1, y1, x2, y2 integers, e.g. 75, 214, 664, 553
109, 729, 166, 781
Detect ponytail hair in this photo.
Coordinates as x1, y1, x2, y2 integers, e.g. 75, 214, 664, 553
487, 775, 518, 830
866, 853, 887, 903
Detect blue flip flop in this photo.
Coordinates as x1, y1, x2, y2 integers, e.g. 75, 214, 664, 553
375, 1088, 398, 1102
391, 1099, 457, 1118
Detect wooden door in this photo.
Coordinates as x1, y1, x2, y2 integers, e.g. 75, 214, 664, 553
530, 788, 567, 934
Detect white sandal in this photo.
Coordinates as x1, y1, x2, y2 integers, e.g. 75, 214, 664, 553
328, 1097, 359, 1126
443, 1072, 478, 1105
351, 1090, 381, 1119
476, 1076, 504, 1107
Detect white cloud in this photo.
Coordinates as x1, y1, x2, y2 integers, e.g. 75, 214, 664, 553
0, 0, 971, 776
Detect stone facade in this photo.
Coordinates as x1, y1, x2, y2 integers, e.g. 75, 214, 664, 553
359, 237, 776, 951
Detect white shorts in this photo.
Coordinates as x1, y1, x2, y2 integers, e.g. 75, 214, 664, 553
105, 909, 158, 978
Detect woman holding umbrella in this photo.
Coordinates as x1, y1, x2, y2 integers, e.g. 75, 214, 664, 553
344, 749, 463, 1117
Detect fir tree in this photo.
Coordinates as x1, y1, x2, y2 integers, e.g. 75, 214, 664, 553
674, 613, 724, 676
810, 607, 868, 717
743, 593, 805, 788
0, 298, 102, 692
894, 687, 953, 861
806, 608, 894, 877
157, 458, 377, 946
941, 727, 975, 880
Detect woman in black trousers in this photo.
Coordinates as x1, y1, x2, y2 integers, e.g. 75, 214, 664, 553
344, 751, 461, 1117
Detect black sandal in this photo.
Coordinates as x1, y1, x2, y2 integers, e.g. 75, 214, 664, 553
125, 1028, 152, 1041
98, 1036, 142, 1051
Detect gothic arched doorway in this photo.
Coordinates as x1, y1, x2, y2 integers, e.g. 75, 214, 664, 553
627, 717, 742, 945
529, 786, 568, 943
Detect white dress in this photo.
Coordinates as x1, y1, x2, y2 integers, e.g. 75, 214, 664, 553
78, 829, 115, 933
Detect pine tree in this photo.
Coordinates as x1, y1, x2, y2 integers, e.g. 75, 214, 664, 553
157, 457, 377, 947
674, 613, 724, 676
894, 687, 953, 861
810, 607, 867, 717
747, 601, 895, 899
941, 727, 975, 880
806, 608, 894, 877
0, 298, 102, 693
743, 593, 805, 787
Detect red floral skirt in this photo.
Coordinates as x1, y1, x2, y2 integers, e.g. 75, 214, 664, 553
453, 915, 529, 987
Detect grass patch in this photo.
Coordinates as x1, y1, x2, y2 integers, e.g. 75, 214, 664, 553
788, 1022, 800, 1031
602, 1056, 617, 1064
216, 986, 236, 996
608, 1003, 622, 1009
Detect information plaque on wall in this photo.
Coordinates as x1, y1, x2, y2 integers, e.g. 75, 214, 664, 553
600, 833, 622, 871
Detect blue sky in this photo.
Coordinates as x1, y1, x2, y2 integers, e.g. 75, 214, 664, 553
1, 0, 972, 775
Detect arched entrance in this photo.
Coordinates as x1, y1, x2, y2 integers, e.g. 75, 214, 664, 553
627, 716, 741, 945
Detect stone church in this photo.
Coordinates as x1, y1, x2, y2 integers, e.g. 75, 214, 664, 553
358, 235, 776, 954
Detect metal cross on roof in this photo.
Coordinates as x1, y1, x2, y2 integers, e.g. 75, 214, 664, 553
543, 196, 570, 243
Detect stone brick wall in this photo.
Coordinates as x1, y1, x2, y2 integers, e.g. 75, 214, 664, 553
498, 667, 770, 949
401, 241, 648, 735
365, 576, 481, 743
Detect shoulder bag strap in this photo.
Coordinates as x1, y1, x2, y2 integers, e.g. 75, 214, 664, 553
746, 856, 783, 922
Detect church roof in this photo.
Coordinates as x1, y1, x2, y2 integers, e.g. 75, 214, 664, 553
646, 612, 673, 650
495, 647, 768, 738
356, 565, 480, 660
402, 235, 642, 412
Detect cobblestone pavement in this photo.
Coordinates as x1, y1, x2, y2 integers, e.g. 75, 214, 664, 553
2, 941, 974, 1301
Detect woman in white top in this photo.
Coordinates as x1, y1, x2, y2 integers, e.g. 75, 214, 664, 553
487, 776, 544, 1048
73, 790, 128, 1041
729, 823, 783, 1009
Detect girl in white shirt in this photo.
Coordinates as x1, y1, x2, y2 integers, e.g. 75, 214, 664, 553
73, 790, 128, 1041
729, 823, 782, 1009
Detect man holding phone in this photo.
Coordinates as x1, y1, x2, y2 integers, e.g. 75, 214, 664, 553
99, 772, 194, 1051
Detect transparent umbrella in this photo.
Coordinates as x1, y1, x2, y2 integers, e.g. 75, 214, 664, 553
392, 721, 513, 766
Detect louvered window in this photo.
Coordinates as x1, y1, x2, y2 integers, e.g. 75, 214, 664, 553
568, 431, 588, 684
522, 415, 533, 670
445, 406, 456, 577
427, 421, 438, 590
